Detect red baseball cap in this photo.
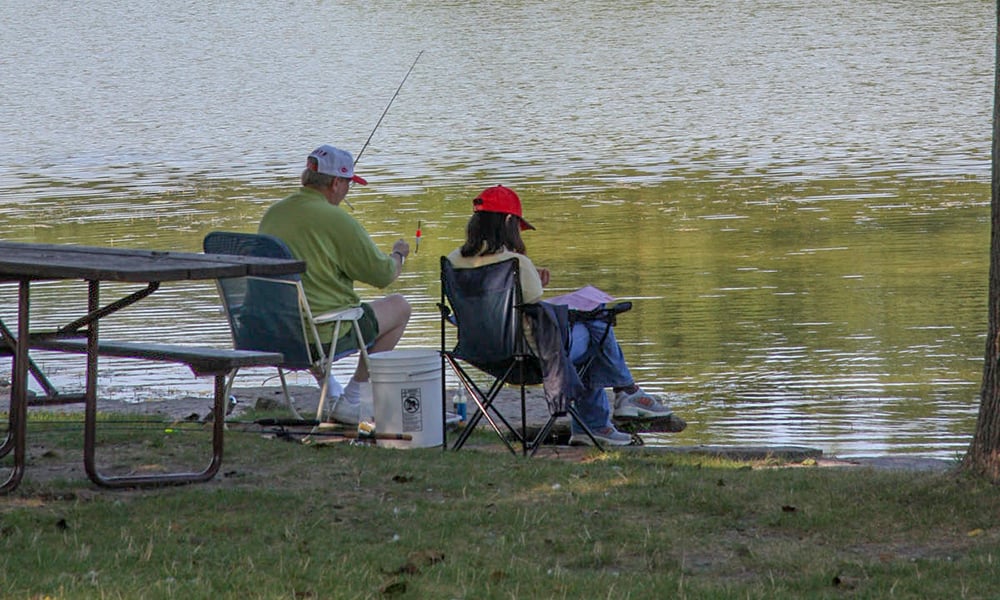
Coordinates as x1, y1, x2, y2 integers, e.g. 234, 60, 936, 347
473, 185, 535, 230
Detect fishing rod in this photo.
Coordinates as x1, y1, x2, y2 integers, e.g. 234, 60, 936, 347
342, 50, 424, 211
355, 50, 424, 167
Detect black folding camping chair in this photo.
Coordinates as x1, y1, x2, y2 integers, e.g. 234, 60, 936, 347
438, 256, 630, 456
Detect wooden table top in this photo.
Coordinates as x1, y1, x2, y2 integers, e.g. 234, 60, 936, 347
0, 241, 305, 283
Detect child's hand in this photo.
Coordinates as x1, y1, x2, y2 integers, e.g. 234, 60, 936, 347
538, 268, 551, 287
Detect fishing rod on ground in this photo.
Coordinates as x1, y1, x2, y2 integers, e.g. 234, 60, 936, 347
251, 418, 413, 444
342, 50, 424, 210
96, 415, 414, 443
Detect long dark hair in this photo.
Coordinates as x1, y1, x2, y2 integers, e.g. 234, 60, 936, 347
459, 211, 527, 257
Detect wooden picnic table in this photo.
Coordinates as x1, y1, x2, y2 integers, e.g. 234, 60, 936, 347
0, 241, 304, 493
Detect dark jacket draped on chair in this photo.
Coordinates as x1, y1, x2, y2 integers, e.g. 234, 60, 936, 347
520, 301, 631, 416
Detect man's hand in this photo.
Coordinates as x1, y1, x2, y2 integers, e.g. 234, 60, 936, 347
391, 239, 410, 273
392, 239, 411, 259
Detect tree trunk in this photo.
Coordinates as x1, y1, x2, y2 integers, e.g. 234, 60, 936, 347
961, 2, 1000, 479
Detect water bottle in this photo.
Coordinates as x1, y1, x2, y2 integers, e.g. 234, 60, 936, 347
453, 388, 467, 423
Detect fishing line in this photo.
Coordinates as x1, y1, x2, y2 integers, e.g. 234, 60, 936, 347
354, 50, 424, 167
340, 50, 424, 211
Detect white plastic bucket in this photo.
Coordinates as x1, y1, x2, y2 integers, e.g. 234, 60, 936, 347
369, 349, 443, 449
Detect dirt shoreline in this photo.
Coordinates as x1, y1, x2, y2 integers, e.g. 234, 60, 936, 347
2, 383, 955, 472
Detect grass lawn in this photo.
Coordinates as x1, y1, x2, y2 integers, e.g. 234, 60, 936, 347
1, 413, 998, 599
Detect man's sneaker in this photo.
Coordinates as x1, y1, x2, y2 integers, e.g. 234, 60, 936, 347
326, 396, 360, 425
613, 388, 673, 419
569, 426, 634, 447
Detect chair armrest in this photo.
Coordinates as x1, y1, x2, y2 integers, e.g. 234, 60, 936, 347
567, 301, 633, 325
313, 306, 365, 324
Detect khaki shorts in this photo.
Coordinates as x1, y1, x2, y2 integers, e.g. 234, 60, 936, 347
333, 302, 379, 355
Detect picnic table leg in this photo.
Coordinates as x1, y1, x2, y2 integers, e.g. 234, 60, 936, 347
83, 279, 225, 488
83, 374, 226, 488
83, 280, 101, 485
1, 281, 30, 494
0, 318, 60, 402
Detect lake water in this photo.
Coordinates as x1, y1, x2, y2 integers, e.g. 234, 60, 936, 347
1, 0, 994, 458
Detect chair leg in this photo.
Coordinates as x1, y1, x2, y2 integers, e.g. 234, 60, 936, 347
315, 393, 327, 422
567, 405, 605, 452
314, 352, 338, 422
277, 368, 303, 420
444, 357, 518, 455
352, 319, 371, 373
450, 379, 518, 455
528, 415, 560, 457
527, 406, 606, 456
519, 376, 528, 456
314, 321, 342, 422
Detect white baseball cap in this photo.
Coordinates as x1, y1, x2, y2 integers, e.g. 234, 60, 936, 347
306, 144, 368, 185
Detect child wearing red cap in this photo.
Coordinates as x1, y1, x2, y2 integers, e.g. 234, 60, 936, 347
446, 185, 683, 446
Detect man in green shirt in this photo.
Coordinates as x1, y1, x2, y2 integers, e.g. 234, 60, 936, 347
259, 144, 411, 423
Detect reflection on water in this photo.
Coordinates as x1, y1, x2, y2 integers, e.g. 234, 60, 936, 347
0, 176, 986, 459
1, 0, 993, 458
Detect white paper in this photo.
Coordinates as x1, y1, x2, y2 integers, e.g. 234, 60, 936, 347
546, 285, 615, 311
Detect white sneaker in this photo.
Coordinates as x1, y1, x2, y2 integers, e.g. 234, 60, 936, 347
613, 388, 673, 419
326, 375, 345, 399
327, 396, 360, 425
569, 426, 635, 447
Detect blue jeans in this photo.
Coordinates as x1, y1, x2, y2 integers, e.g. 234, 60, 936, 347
568, 319, 634, 433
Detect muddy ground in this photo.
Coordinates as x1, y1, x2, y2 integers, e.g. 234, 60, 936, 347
1, 382, 954, 473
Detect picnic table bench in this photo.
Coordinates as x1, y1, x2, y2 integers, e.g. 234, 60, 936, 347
27, 338, 283, 378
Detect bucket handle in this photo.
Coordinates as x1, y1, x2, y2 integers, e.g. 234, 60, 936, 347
405, 367, 440, 378
372, 365, 440, 380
